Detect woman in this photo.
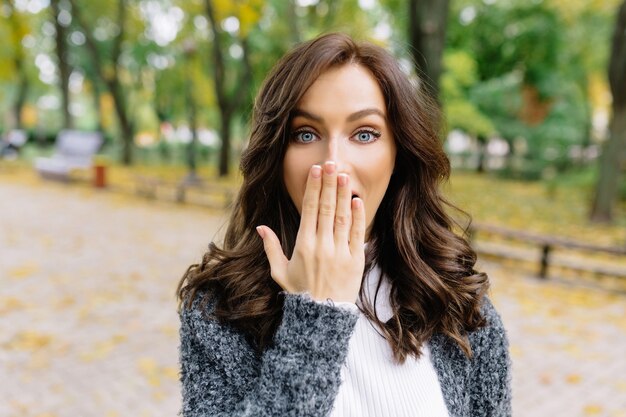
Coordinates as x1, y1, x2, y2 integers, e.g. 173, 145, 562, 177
178, 33, 511, 417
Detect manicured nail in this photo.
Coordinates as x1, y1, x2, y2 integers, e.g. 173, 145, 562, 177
352, 198, 362, 209
324, 161, 336, 174
256, 226, 265, 238
311, 165, 322, 178
338, 173, 348, 186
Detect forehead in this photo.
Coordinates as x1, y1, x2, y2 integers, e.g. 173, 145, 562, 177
296, 64, 387, 114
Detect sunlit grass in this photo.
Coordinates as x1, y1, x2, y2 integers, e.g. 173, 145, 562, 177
446, 171, 626, 247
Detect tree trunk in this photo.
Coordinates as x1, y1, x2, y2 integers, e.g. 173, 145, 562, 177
13, 76, 27, 130
184, 47, 200, 182
476, 134, 487, 173
408, 0, 450, 104
205, 0, 253, 177
109, 0, 133, 165
51, 0, 73, 129
219, 113, 231, 177
109, 74, 134, 165
590, 0, 626, 223
118, 114, 134, 165
69, 0, 134, 164
205, 0, 229, 177
591, 108, 626, 222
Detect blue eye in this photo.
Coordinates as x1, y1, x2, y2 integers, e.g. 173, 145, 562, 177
353, 130, 380, 143
293, 130, 317, 143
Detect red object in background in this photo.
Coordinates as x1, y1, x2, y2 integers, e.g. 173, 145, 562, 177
94, 164, 106, 188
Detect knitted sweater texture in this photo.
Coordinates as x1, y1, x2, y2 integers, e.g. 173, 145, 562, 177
179, 292, 511, 417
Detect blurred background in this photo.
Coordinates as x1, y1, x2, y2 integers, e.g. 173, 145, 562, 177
0, 0, 625, 416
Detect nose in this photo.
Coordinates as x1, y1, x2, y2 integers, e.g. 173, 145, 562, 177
324, 136, 349, 173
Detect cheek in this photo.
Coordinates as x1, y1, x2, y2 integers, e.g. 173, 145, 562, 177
362, 150, 396, 221
364, 174, 391, 217
282, 149, 311, 212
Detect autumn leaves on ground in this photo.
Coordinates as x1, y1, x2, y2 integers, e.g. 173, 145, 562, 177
0, 166, 625, 417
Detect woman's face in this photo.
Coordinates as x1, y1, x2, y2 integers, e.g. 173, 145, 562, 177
283, 64, 396, 238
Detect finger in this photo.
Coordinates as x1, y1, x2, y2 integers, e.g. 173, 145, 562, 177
299, 165, 322, 237
318, 161, 337, 239
256, 226, 288, 288
334, 173, 352, 246
349, 198, 366, 256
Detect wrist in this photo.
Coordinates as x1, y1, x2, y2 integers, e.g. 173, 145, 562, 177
313, 297, 359, 313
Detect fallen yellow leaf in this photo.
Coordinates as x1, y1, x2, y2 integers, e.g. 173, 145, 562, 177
0, 297, 26, 315
152, 390, 166, 401
509, 345, 523, 359
163, 366, 179, 380
583, 404, 604, 415
137, 357, 158, 374
54, 296, 76, 310
80, 334, 127, 362
565, 374, 582, 384
160, 325, 177, 338
7, 263, 39, 280
6, 331, 53, 351
137, 357, 161, 387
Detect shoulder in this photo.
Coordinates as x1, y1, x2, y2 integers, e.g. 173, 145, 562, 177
468, 296, 509, 359
429, 297, 508, 357
467, 296, 512, 416
179, 288, 217, 335
428, 297, 511, 416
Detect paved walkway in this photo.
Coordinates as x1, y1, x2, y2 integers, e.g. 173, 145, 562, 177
1, 179, 625, 417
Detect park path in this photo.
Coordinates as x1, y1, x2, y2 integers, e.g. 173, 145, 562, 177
0, 178, 625, 417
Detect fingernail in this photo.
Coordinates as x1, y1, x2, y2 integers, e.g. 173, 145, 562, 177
311, 165, 322, 178
352, 198, 362, 209
338, 173, 348, 186
256, 226, 265, 238
324, 161, 335, 174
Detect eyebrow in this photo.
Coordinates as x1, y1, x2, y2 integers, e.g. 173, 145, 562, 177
293, 108, 387, 123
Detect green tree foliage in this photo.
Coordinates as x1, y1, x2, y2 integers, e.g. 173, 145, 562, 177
0, 2, 42, 131
445, 0, 593, 178
441, 50, 494, 138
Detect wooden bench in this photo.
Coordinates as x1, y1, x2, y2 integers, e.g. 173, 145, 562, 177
134, 175, 235, 209
34, 130, 103, 181
468, 222, 626, 279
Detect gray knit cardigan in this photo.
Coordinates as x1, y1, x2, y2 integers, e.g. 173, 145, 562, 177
179, 292, 511, 417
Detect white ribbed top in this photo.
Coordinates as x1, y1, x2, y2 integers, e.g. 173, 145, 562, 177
329, 264, 450, 417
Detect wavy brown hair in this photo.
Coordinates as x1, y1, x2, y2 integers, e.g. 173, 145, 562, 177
177, 32, 489, 363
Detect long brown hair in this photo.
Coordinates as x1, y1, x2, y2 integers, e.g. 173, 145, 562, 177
177, 32, 488, 363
